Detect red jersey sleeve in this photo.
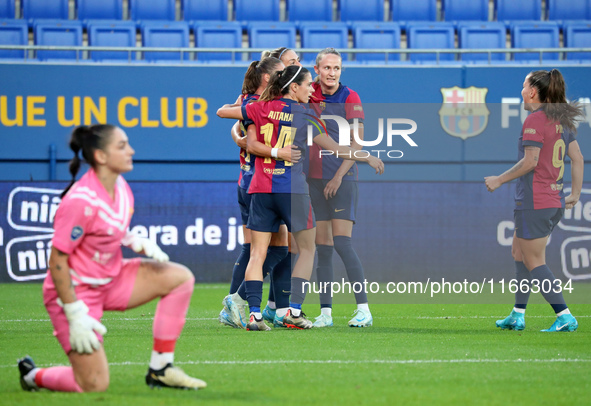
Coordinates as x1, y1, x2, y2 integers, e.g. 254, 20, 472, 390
522, 113, 545, 147
344, 90, 364, 122
51, 196, 94, 255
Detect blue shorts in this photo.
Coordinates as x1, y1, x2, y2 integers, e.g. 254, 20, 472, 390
308, 178, 358, 222
237, 186, 251, 225
514, 208, 564, 239
247, 193, 315, 233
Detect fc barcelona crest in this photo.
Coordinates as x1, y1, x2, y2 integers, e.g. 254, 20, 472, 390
439, 86, 489, 140
319, 101, 326, 111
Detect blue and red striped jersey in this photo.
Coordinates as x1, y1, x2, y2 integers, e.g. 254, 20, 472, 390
237, 93, 259, 190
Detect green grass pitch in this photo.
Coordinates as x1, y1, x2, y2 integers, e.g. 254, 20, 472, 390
1, 283, 590, 405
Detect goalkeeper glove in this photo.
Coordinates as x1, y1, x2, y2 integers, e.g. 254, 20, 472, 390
61, 300, 107, 354
122, 232, 169, 262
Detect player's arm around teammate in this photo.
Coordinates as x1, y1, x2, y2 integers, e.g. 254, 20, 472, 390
18, 125, 205, 393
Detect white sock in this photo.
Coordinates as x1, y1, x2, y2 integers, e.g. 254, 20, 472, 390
290, 307, 301, 317
251, 312, 262, 319
149, 351, 174, 370
24, 368, 39, 388
275, 308, 288, 317
557, 308, 571, 316
513, 307, 526, 314
358, 303, 370, 312
266, 301, 276, 310
321, 307, 332, 317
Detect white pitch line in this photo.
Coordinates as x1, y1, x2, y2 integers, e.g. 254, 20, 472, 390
0, 358, 589, 369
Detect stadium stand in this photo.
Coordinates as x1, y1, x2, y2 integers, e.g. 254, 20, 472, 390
141, 21, 190, 61
34, 20, 83, 61
130, 0, 175, 21
352, 22, 401, 63
287, 0, 333, 24
458, 22, 506, 62
512, 21, 560, 61
194, 21, 242, 62
443, 0, 489, 22
300, 22, 349, 63
182, 0, 228, 21
234, 0, 280, 23
0, 0, 15, 19
77, 0, 123, 20
547, 0, 591, 22
390, 0, 437, 24
495, 0, 542, 23
564, 21, 591, 61
88, 20, 136, 61
248, 22, 296, 59
0, 19, 27, 58
23, 0, 69, 20
407, 22, 456, 62
339, 0, 385, 23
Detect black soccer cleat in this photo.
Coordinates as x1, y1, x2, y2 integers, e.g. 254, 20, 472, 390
145, 363, 207, 390
18, 356, 38, 392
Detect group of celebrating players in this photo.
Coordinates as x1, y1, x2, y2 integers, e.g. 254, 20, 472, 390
15, 46, 584, 394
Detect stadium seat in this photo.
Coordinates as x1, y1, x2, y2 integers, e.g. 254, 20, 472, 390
443, 0, 488, 22
234, 0, 279, 22
339, 0, 384, 23
141, 21, 190, 62
34, 20, 83, 61
130, 0, 175, 21
0, 0, 15, 19
88, 20, 136, 62
407, 22, 455, 62
511, 22, 559, 61
458, 22, 506, 62
390, 0, 437, 24
287, 0, 332, 23
23, 0, 68, 20
565, 22, 591, 61
182, 0, 228, 21
77, 0, 123, 20
495, 0, 541, 23
248, 22, 296, 59
352, 22, 400, 63
194, 21, 241, 62
0, 19, 27, 58
300, 22, 349, 64
547, 0, 591, 21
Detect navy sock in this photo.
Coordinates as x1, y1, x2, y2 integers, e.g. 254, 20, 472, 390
245, 280, 263, 314
229, 243, 250, 294
333, 236, 368, 304
530, 264, 568, 314
316, 245, 334, 308
271, 254, 291, 309
263, 246, 288, 280
514, 261, 531, 310
237, 281, 246, 300
290, 277, 308, 305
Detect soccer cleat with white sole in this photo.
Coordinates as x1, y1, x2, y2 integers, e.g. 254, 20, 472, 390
495, 310, 525, 331
246, 314, 271, 331
262, 305, 276, 323
348, 309, 373, 327
219, 308, 238, 328
146, 363, 207, 390
222, 294, 248, 329
541, 313, 578, 332
312, 314, 334, 328
18, 356, 38, 392
283, 310, 313, 329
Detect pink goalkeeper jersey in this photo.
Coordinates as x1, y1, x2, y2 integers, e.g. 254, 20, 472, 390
49, 168, 134, 286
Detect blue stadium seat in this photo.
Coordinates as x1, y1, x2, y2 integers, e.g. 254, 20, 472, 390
88, 20, 136, 61
0, 19, 27, 58
407, 22, 455, 62
77, 0, 123, 20
511, 22, 559, 61
248, 22, 296, 59
352, 22, 400, 63
495, 0, 541, 22
23, 0, 68, 20
547, 0, 591, 21
339, 0, 384, 22
141, 21, 190, 61
194, 21, 241, 62
34, 20, 83, 61
565, 22, 591, 61
287, 0, 332, 23
390, 0, 437, 23
300, 22, 348, 64
235, 0, 279, 22
0, 0, 15, 18
182, 0, 227, 21
458, 22, 506, 62
443, 0, 488, 22
130, 0, 175, 21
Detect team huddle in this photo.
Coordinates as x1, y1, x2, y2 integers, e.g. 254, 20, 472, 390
15, 47, 584, 393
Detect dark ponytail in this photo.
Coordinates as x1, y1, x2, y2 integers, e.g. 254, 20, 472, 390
260, 65, 309, 102
242, 57, 283, 95
528, 69, 585, 134
61, 124, 116, 197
